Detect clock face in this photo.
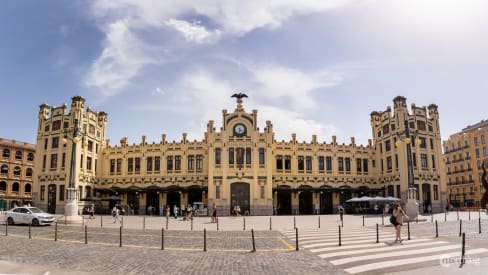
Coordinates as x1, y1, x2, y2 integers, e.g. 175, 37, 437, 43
234, 123, 246, 136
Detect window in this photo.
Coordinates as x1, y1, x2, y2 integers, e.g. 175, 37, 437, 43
298, 156, 304, 170
259, 148, 265, 165
434, 185, 438, 200
417, 121, 426, 131
135, 157, 140, 172
52, 137, 59, 148
229, 148, 234, 165
87, 141, 93, 152
80, 154, 83, 169
326, 156, 332, 171
175, 156, 181, 170
385, 140, 391, 152
128, 158, 133, 172
188, 155, 194, 171
431, 155, 436, 169
345, 158, 351, 172
421, 154, 428, 169
484, 147, 488, 157
430, 138, 434, 150
0, 165, 7, 174
87, 157, 93, 171
41, 186, 45, 201
363, 159, 369, 173
12, 182, 19, 192
260, 185, 265, 199
44, 139, 48, 150
246, 147, 251, 164
216, 185, 220, 199
356, 158, 362, 172
215, 148, 221, 165
395, 154, 398, 170
419, 137, 427, 148
383, 124, 390, 135
27, 153, 34, 161
386, 156, 392, 170
196, 155, 203, 170
147, 157, 153, 172
3, 149, 10, 158
110, 159, 115, 173
26, 168, 33, 177
0, 181, 6, 192
319, 156, 325, 171
276, 155, 283, 170
412, 153, 417, 168
49, 154, 57, 169
306, 156, 312, 172
154, 157, 161, 172
482, 135, 486, 145
474, 137, 479, 146
284, 155, 291, 170
59, 185, 65, 201
167, 156, 173, 171
85, 186, 91, 198
42, 155, 46, 169
476, 149, 480, 158
52, 120, 61, 130
14, 151, 22, 160
62, 153, 66, 168
236, 148, 244, 165
338, 157, 344, 172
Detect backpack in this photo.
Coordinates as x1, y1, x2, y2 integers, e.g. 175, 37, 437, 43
390, 215, 396, 225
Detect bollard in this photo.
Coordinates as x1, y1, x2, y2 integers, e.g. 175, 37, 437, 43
457, 210, 459, 221
479, 208, 481, 219
243, 217, 246, 231
119, 226, 122, 247
382, 214, 384, 226
294, 216, 296, 229
376, 223, 379, 243
191, 218, 193, 231
65, 215, 67, 226
461, 232, 466, 265
29, 221, 32, 239
54, 222, 57, 241
101, 215, 103, 228
161, 228, 164, 250
318, 216, 321, 229
459, 220, 462, 237
479, 218, 482, 234
407, 221, 411, 240
85, 225, 88, 244
251, 229, 256, 252
362, 215, 365, 227
338, 225, 342, 246
431, 213, 433, 223
143, 216, 146, 230
270, 217, 272, 231
5, 220, 7, 236
469, 211, 471, 221
435, 220, 438, 238
295, 227, 299, 251
204, 228, 207, 252
166, 219, 168, 230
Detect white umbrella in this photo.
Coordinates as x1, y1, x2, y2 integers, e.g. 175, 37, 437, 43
385, 196, 400, 201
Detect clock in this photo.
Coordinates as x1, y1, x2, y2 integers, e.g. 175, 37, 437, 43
233, 123, 246, 136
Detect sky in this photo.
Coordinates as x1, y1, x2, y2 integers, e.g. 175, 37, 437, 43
1, 0, 488, 146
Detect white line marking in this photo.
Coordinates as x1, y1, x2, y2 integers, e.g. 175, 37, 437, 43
310, 239, 431, 253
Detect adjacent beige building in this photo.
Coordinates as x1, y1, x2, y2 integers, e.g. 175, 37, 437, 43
33, 95, 447, 215
443, 119, 488, 208
0, 138, 35, 210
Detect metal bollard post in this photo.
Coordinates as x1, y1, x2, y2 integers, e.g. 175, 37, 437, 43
191, 218, 193, 231
479, 218, 482, 234
461, 232, 466, 265
217, 218, 219, 231
362, 215, 365, 227
459, 220, 462, 237
166, 219, 168, 230
338, 225, 342, 246
376, 224, 379, 243
469, 211, 471, 221
382, 214, 384, 226
143, 216, 146, 230
100, 215, 103, 228
29, 221, 32, 239
251, 229, 256, 252
161, 228, 164, 250
119, 226, 122, 247
204, 228, 207, 252
270, 217, 272, 231
295, 227, 299, 251
318, 216, 320, 229
435, 220, 438, 238
85, 225, 88, 244
243, 217, 246, 231
407, 221, 411, 240
54, 222, 57, 241
431, 213, 433, 223
5, 221, 7, 236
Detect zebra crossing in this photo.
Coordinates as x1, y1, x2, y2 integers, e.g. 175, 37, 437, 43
281, 226, 488, 274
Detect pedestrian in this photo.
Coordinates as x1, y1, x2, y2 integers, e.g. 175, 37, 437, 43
166, 205, 170, 222
374, 204, 379, 215
211, 202, 217, 223
112, 206, 120, 223
173, 205, 178, 219
392, 204, 409, 242
338, 204, 344, 222
427, 204, 432, 214
89, 204, 95, 219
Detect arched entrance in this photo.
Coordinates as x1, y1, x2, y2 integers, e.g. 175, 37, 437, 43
47, 184, 56, 214
299, 191, 314, 215
320, 191, 333, 214
127, 193, 140, 215
276, 187, 292, 215
422, 183, 432, 213
231, 182, 250, 215
146, 191, 160, 215
187, 186, 203, 205
166, 191, 181, 209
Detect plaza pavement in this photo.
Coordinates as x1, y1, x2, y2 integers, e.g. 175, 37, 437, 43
0, 211, 487, 274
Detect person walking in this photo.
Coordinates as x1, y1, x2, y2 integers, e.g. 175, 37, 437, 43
338, 204, 344, 222
112, 206, 120, 224
89, 204, 95, 219
173, 205, 178, 219
392, 204, 409, 242
211, 202, 217, 223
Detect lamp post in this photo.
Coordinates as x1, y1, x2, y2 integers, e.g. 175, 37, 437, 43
395, 120, 420, 220
61, 118, 86, 223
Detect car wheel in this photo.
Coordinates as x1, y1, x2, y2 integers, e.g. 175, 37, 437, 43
7, 217, 14, 225
31, 219, 39, 226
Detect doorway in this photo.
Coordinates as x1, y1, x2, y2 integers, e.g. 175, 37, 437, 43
230, 182, 250, 215
48, 184, 56, 214
276, 189, 292, 215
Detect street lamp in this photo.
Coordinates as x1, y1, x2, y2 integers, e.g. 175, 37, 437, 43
61, 118, 87, 223
395, 120, 421, 220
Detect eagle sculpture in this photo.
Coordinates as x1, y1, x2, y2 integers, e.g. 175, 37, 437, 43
231, 93, 248, 99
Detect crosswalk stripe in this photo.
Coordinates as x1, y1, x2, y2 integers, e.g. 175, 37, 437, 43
318, 240, 449, 258
303, 237, 399, 248
331, 244, 460, 265
281, 228, 371, 235
344, 248, 488, 274
309, 239, 430, 253
299, 234, 396, 243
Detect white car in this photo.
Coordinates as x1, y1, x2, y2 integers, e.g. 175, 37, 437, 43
5, 206, 54, 226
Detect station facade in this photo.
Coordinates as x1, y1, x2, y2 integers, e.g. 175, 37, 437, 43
33, 95, 447, 215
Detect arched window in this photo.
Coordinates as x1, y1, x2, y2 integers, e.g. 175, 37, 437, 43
24, 183, 31, 193
27, 153, 34, 161
26, 168, 33, 177
13, 166, 21, 176
0, 181, 6, 191
1, 165, 7, 174
2, 149, 10, 158
15, 151, 22, 160
12, 182, 20, 192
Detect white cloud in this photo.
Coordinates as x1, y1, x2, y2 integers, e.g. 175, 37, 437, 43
165, 19, 221, 43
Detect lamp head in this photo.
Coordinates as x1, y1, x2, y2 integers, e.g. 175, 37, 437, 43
395, 141, 401, 148
62, 138, 68, 144
415, 138, 422, 145
73, 137, 80, 144
404, 137, 411, 144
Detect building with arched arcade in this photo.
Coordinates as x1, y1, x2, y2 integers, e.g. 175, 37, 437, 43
32, 95, 447, 215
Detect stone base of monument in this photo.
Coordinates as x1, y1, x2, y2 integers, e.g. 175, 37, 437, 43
60, 199, 83, 224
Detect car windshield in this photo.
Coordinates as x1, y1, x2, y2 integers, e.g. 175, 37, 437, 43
28, 207, 44, 213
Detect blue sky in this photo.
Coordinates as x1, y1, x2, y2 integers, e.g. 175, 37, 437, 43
1, 0, 488, 146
